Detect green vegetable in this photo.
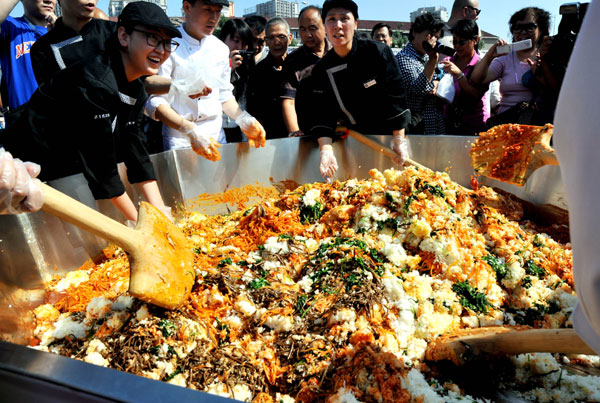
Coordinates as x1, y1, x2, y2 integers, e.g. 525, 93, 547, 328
521, 276, 532, 288
532, 235, 544, 248
217, 257, 232, 267
525, 259, 546, 277
278, 234, 293, 240
248, 277, 270, 289
158, 320, 176, 338
482, 255, 508, 281
300, 201, 324, 224
452, 281, 492, 314
163, 366, 183, 382
295, 294, 310, 317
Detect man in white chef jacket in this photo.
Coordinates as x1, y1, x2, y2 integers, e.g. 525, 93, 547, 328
553, 0, 600, 354
145, 0, 265, 161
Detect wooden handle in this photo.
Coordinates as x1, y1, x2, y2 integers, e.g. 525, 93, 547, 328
462, 328, 594, 355
342, 127, 428, 170
41, 183, 140, 251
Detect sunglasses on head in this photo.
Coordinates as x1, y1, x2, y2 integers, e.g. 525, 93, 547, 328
511, 22, 538, 34
466, 5, 481, 16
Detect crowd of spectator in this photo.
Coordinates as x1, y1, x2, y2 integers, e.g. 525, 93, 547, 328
0, 0, 574, 204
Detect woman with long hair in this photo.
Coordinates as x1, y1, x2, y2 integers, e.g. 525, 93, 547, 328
440, 19, 489, 134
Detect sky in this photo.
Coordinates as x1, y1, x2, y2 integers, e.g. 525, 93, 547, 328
11, 0, 570, 38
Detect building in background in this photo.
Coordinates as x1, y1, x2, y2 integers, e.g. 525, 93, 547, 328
244, 0, 299, 18
108, 0, 168, 17
410, 6, 448, 22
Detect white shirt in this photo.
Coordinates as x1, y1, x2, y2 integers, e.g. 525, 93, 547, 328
146, 26, 234, 148
554, 0, 600, 355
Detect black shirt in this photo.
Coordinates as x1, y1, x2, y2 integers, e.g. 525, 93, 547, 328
281, 45, 326, 134
0, 37, 156, 199
247, 53, 288, 139
31, 18, 116, 85
306, 38, 411, 138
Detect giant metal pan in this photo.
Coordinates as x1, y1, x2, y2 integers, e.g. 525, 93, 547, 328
0, 135, 565, 401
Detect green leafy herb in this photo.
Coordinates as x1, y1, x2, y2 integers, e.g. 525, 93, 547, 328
249, 277, 270, 289
300, 201, 324, 224
525, 259, 546, 277
163, 366, 183, 382
482, 255, 508, 281
217, 257, 233, 267
521, 276, 532, 288
295, 294, 310, 317
158, 320, 176, 338
452, 281, 492, 314
532, 235, 544, 248
278, 234, 293, 240
193, 247, 202, 254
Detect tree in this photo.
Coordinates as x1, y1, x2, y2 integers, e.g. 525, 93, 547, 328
213, 15, 229, 38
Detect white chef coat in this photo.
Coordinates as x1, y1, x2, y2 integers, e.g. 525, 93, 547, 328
554, 0, 600, 355
146, 26, 234, 149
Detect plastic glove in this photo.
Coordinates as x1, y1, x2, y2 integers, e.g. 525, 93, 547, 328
319, 148, 338, 182
391, 134, 410, 166
235, 111, 266, 148
157, 205, 173, 222
182, 126, 221, 161
0, 148, 44, 214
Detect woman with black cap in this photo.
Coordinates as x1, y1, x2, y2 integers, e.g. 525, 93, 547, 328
305, 0, 411, 181
0, 2, 180, 222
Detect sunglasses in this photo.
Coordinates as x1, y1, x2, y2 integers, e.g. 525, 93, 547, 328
452, 38, 471, 46
465, 5, 481, 16
133, 29, 179, 52
511, 22, 538, 34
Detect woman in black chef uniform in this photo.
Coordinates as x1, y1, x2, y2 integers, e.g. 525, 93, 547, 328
306, 0, 411, 181
0, 2, 178, 222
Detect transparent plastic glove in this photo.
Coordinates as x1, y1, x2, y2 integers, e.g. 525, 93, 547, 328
319, 149, 338, 182
0, 148, 44, 214
391, 134, 410, 166
157, 205, 173, 222
182, 126, 221, 161
235, 111, 266, 148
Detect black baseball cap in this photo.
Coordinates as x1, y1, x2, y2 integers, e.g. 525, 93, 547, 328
118, 2, 182, 38
202, 0, 229, 6
322, 0, 359, 21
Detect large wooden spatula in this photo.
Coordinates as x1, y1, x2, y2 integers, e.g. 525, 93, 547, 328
470, 123, 558, 186
41, 183, 195, 310
339, 127, 428, 170
426, 327, 595, 365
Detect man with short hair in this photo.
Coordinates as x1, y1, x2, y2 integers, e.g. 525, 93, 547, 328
0, 2, 178, 221
244, 15, 267, 64
247, 17, 292, 139
147, 0, 264, 158
0, 0, 56, 112
281, 5, 329, 137
439, 0, 480, 52
30, 0, 116, 85
371, 22, 393, 47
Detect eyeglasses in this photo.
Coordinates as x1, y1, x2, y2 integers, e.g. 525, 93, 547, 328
465, 5, 481, 16
133, 29, 179, 52
511, 22, 538, 34
452, 38, 471, 46
266, 34, 288, 42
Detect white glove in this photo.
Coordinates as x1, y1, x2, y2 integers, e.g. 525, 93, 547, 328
182, 125, 221, 161
391, 134, 410, 166
0, 148, 44, 214
235, 111, 266, 148
319, 148, 338, 182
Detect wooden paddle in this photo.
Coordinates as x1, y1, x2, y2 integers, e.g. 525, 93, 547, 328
339, 127, 428, 170
470, 123, 559, 186
41, 183, 195, 310
425, 327, 595, 365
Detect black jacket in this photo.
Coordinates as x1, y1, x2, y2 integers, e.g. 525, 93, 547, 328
0, 37, 156, 199
31, 18, 116, 85
306, 38, 411, 138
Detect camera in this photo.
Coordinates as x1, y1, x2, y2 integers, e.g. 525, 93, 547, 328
545, 2, 589, 66
422, 40, 455, 57
238, 50, 256, 61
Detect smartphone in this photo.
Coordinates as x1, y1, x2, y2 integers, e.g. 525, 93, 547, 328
497, 39, 532, 55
